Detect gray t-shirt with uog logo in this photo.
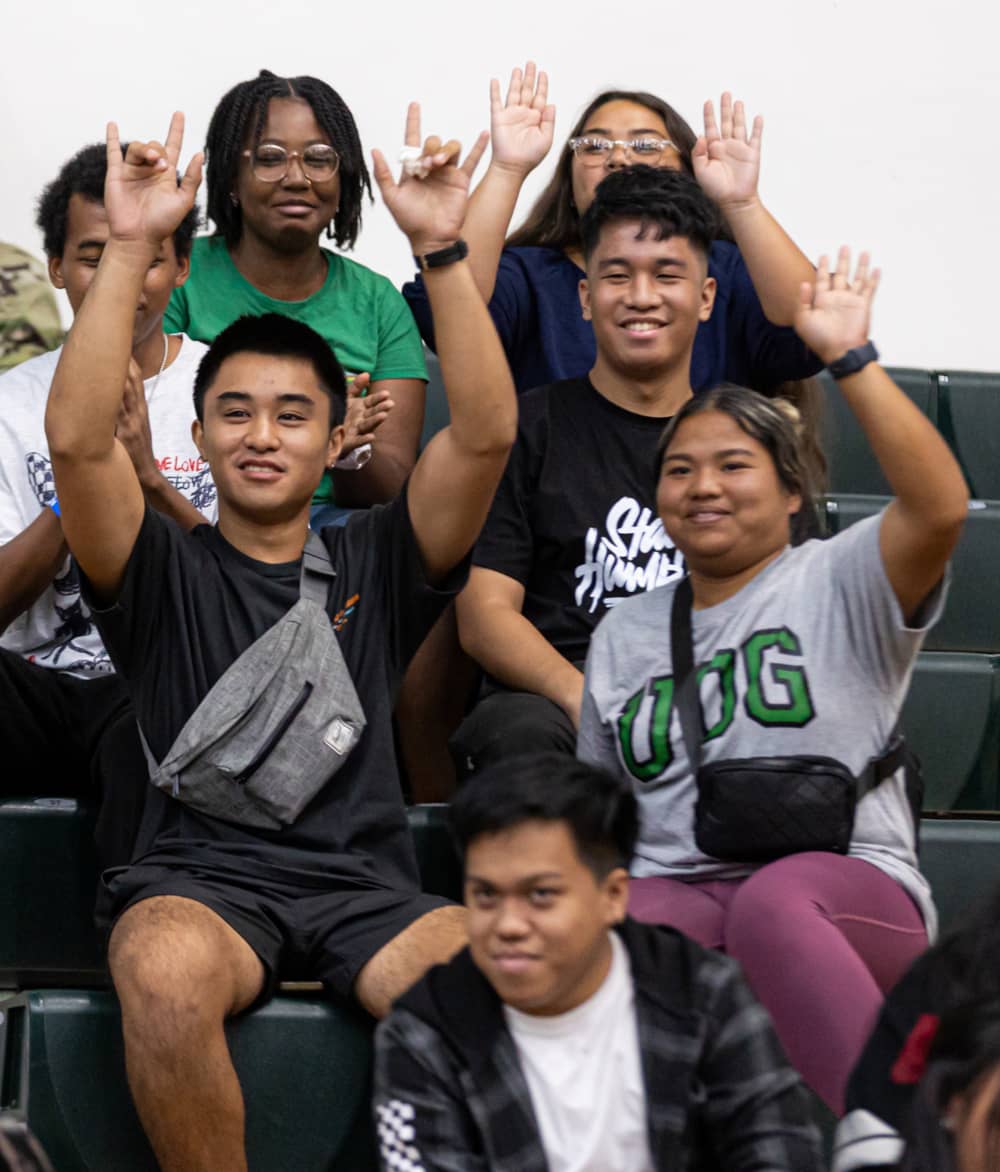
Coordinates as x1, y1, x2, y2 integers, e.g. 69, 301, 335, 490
578, 511, 944, 938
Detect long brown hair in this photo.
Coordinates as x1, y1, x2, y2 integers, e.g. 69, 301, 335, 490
507, 90, 698, 254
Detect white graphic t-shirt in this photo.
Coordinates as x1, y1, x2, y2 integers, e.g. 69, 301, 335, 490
0, 335, 216, 677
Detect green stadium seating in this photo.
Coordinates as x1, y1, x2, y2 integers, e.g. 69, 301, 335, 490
819, 368, 937, 495
0, 800, 104, 989
920, 816, 1000, 934
937, 371, 1000, 501
823, 495, 1000, 653
903, 653, 1000, 811
407, 802, 461, 899
0, 989, 376, 1172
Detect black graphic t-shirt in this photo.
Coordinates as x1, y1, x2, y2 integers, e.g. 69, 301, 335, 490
84, 487, 464, 893
474, 377, 684, 665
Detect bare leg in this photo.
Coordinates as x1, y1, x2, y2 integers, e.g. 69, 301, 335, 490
354, 904, 468, 1019
395, 606, 478, 802
108, 896, 266, 1172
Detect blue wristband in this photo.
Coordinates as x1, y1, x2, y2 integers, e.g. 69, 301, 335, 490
49, 498, 60, 517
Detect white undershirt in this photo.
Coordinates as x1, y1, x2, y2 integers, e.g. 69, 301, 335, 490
503, 932, 654, 1172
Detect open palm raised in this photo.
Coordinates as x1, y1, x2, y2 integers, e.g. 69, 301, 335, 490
104, 112, 203, 249
794, 247, 879, 365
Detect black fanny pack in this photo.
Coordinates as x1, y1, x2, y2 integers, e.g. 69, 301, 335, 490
670, 576, 922, 863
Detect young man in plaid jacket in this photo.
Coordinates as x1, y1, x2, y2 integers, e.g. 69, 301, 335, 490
374, 755, 823, 1171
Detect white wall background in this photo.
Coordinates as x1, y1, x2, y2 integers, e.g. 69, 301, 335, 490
4, 0, 997, 370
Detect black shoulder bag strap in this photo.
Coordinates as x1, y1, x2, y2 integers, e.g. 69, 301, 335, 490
670, 575, 703, 773
856, 722, 924, 853
300, 530, 337, 609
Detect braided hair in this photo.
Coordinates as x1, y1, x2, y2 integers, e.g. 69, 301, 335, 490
204, 69, 372, 251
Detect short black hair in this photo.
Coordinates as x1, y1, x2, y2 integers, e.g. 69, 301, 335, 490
192, 313, 347, 426
36, 142, 199, 261
204, 70, 372, 250
579, 164, 720, 265
450, 754, 638, 879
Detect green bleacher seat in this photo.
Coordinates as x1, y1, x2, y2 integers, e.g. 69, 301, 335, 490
819, 368, 937, 495
407, 801, 461, 899
920, 816, 1000, 934
903, 653, 1000, 811
0, 800, 103, 989
823, 495, 1000, 653
937, 370, 1000, 501
0, 989, 376, 1172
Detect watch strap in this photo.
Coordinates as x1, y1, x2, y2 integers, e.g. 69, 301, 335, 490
827, 340, 879, 380
413, 239, 469, 272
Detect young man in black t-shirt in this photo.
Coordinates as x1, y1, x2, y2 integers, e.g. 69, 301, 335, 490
453, 166, 718, 774
43, 111, 513, 1172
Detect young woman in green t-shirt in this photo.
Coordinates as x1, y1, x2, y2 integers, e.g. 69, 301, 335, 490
165, 70, 427, 514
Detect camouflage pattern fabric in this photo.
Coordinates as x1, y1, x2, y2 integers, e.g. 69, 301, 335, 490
0, 244, 63, 372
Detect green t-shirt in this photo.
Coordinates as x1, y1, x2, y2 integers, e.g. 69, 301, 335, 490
165, 236, 427, 504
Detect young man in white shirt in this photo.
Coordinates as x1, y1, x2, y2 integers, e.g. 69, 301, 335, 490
0, 141, 211, 874
374, 753, 823, 1171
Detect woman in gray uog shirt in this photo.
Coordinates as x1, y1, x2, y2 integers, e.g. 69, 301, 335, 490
578, 247, 969, 1114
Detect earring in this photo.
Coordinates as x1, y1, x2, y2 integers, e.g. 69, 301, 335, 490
229, 193, 239, 207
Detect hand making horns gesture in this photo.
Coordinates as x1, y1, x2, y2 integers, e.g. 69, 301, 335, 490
371, 103, 489, 252
104, 111, 203, 249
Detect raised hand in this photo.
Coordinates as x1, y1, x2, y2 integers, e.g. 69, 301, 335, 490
489, 62, 556, 176
794, 247, 879, 364
115, 359, 158, 480
104, 112, 203, 249
692, 93, 762, 210
339, 373, 393, 456
372, 104, 489, 253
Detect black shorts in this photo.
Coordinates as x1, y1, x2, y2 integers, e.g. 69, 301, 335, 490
107, 862, 453, 1003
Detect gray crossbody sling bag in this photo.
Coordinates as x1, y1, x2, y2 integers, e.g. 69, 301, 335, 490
139, 532, 366, 830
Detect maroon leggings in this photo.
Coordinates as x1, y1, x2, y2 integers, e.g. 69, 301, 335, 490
628, 853, 928, 1113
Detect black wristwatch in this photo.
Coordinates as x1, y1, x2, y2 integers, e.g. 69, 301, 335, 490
827, 340, 879, 380
413, 239, 469, 272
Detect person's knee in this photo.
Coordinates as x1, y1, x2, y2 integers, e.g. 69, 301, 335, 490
452, 691, 575, 776
109, 897, 249, 1031
355, 904, 467, 1020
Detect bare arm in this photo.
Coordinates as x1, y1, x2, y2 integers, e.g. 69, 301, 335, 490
694, 94, 813, 326
456, 567, 583, 726
463, 63, 555, 302
0, 510, 67, 631
373, 106, 517, 583
331, 375, 424, 507
45, 115, 202, 601
794, 248, 968, 621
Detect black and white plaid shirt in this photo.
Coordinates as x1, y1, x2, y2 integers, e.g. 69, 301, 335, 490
374, 918, 822, 1171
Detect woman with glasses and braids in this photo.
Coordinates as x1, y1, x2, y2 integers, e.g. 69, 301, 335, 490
165, 70, 427, 516
403, 64, 822, 399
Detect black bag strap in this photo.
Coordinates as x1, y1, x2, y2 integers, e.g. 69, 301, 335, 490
670, 575, 703, 773
300, 530, 337, 609
857, 722, 924, 849
670, 573, 921, 837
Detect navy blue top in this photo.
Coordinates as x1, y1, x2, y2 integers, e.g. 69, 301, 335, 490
403, 242, 821, 395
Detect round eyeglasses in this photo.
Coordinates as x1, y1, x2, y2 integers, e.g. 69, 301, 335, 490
242, 143, 340, 183
568, 137, 677, 167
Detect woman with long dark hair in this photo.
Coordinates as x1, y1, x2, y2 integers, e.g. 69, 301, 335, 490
404, 64, 821, 397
